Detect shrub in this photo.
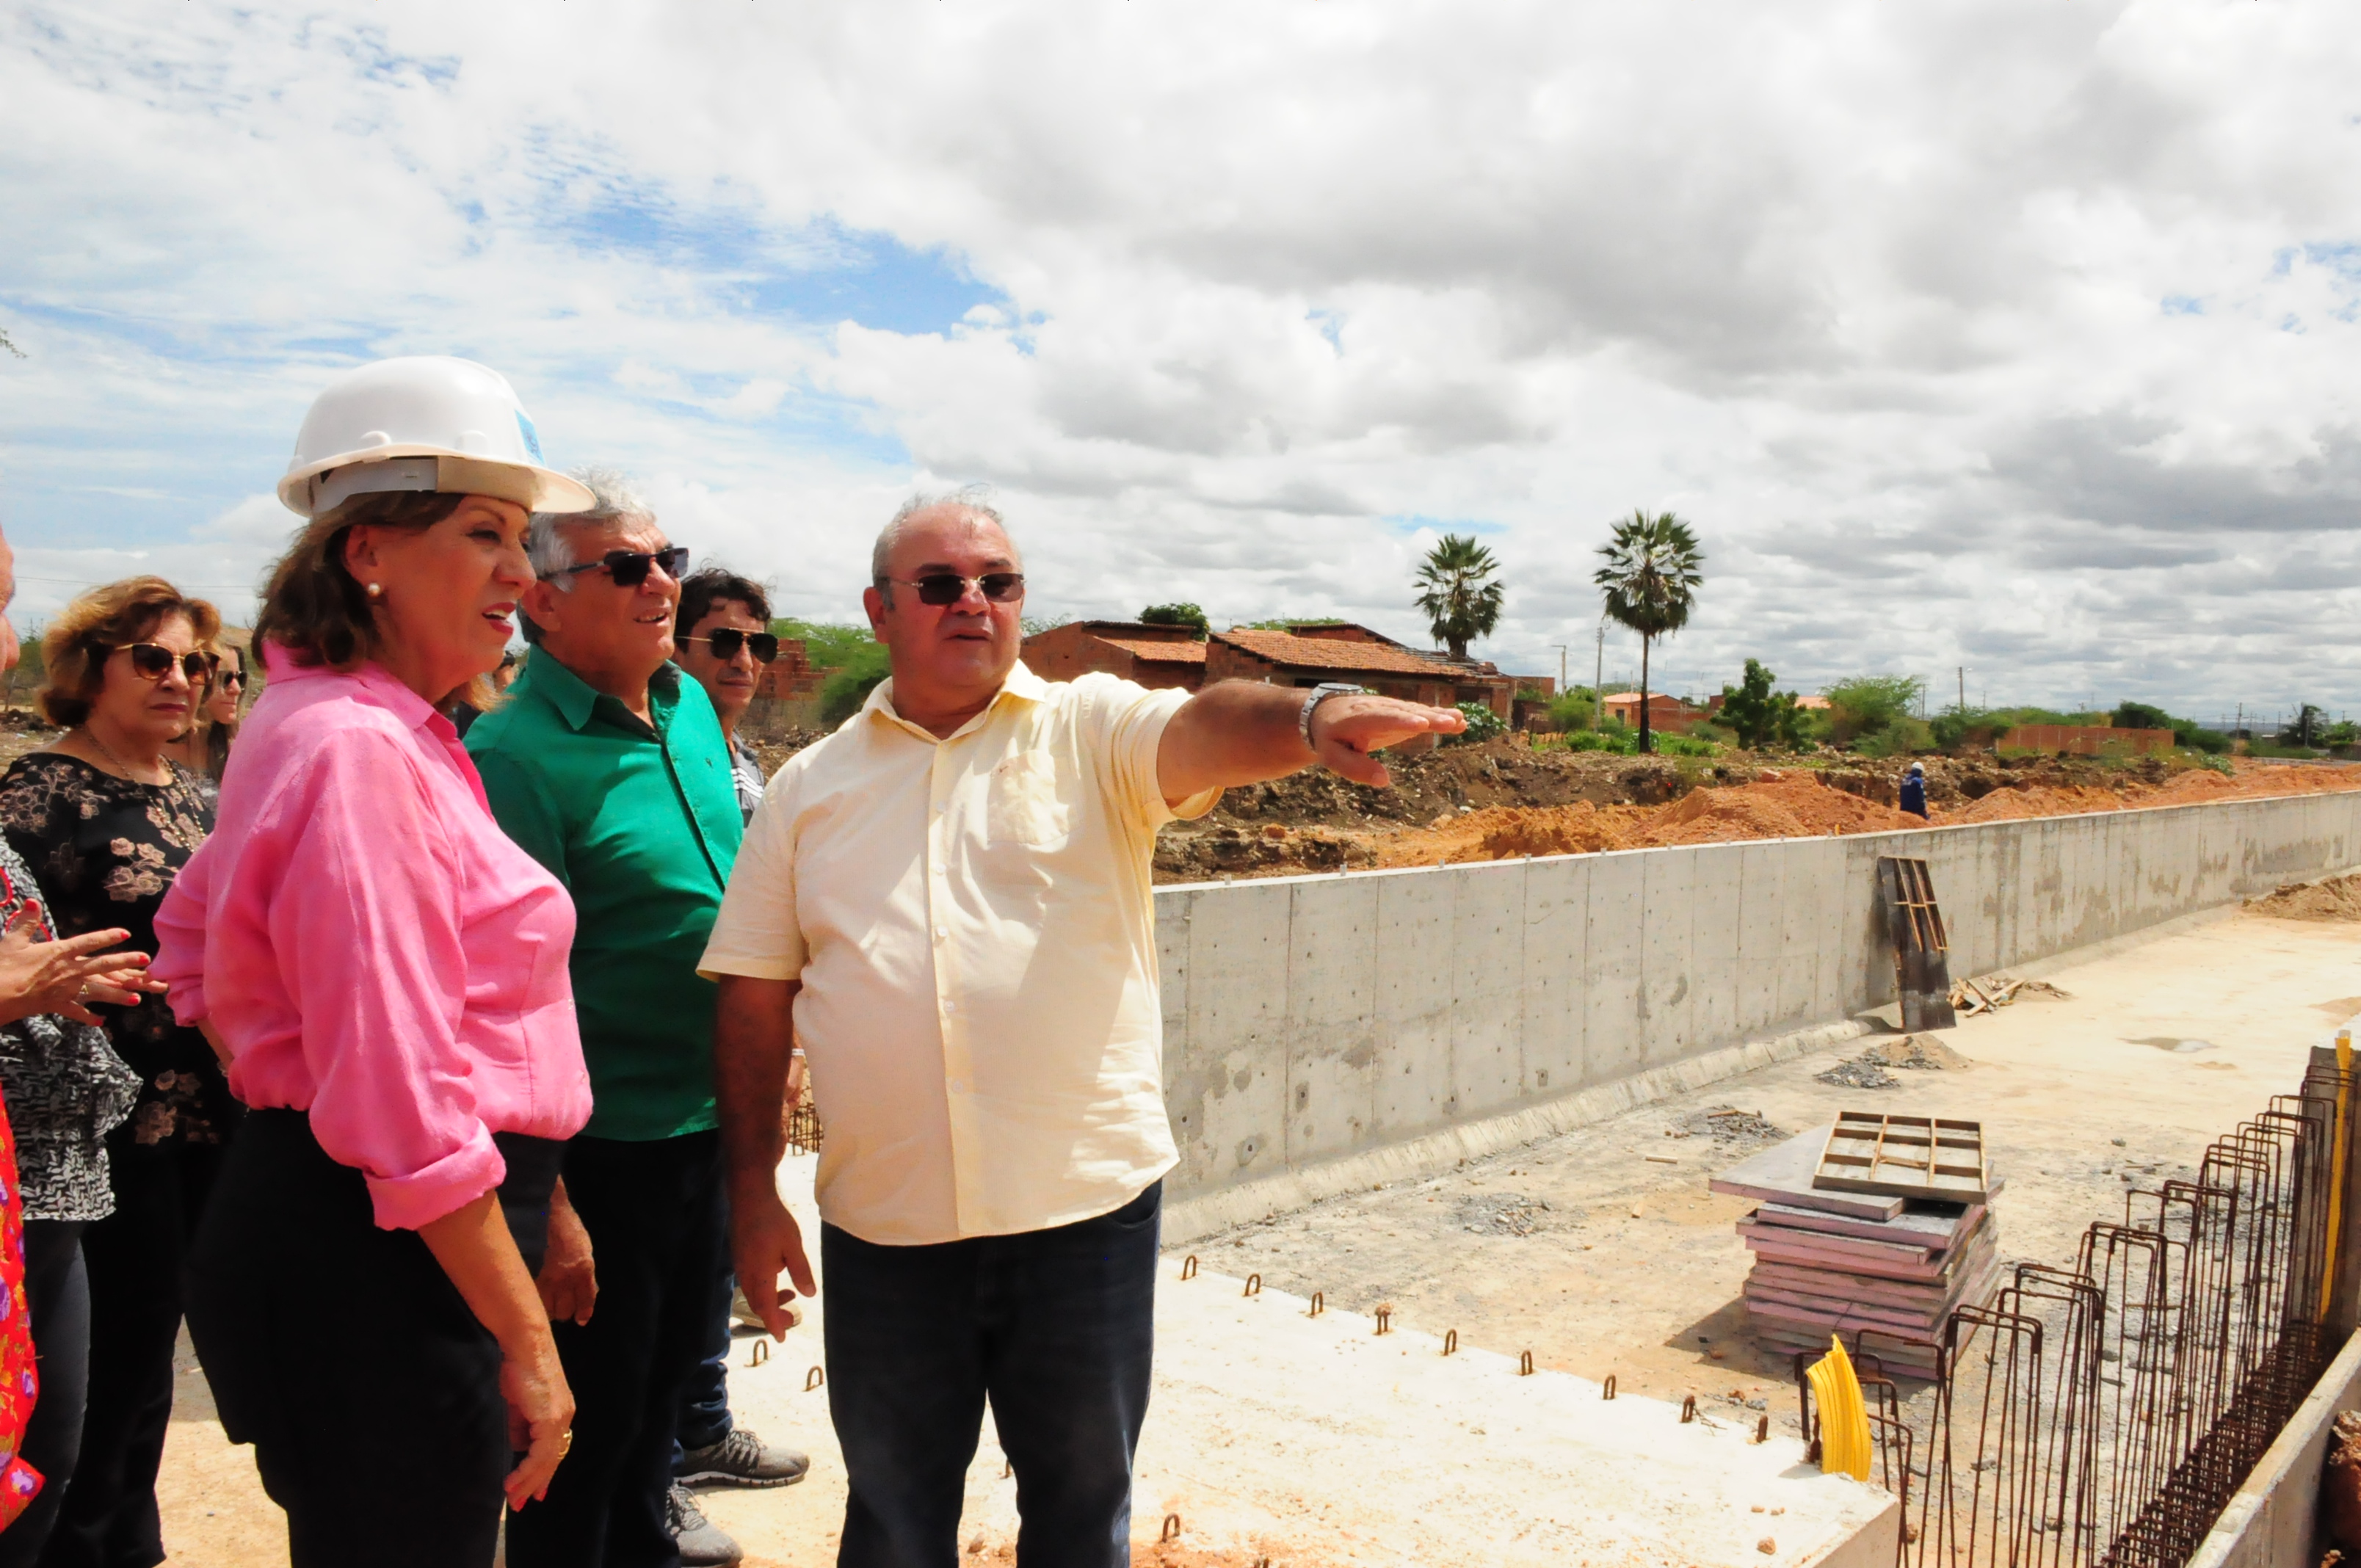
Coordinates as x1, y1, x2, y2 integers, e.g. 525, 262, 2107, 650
1139, 603, 1210, 636
1547, 691, 1597, 731
1653, 733, 1720, 758
1447, 701, 1507, 744
1550, 728, 1637, 755
1823, 675, 1925, 744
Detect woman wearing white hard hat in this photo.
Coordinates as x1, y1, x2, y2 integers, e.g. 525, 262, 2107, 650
153, 357, 597, 1565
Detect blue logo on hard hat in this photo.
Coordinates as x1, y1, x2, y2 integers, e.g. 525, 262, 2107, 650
516, 410, 545, 464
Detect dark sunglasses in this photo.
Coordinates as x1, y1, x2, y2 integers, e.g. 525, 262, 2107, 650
881, 572, 1026, 606
548, 546, 690, 588
216, 667, 247, 691
114, 644, 217, 684
681, 630, 780, 664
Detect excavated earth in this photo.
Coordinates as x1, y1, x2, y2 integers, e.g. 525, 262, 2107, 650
749, 729, 2361, 886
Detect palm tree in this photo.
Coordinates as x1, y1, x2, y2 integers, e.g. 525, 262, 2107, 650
1413, 533, 1505, 659
1592, 511, 1705, 754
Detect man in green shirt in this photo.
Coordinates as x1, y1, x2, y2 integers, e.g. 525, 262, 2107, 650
468, 471, 795, 1568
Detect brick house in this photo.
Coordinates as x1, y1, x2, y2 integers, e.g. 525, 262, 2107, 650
1603, 692, 1701, 733
753, 636, 825, 703
1019, 621, 1209, 692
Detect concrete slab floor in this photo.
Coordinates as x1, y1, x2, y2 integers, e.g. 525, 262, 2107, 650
140, 908, 2357, 1564
1199, 909, 2361, 1433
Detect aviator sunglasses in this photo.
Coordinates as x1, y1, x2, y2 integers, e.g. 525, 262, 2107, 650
680, 629, 780, 664
880, 572, 1026, 606
546, 545, 691, 587
112, 644, 218, 685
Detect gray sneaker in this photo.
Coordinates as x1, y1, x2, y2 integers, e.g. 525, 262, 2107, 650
667, 1483, 744, 1567
678, 1426, 810, 1489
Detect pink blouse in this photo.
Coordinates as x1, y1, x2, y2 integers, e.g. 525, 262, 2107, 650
152, 646, 591, 1230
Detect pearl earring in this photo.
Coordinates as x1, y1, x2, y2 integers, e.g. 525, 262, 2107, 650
364, 581, 382, 599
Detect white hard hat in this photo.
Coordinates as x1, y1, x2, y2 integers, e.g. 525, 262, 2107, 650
278, 356, 597, 519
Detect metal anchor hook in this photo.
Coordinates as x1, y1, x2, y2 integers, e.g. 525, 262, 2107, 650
1308, 1291, 1324, 1317
1160, 1513, 1183, 1544
1520, 1349, 1535, 1376
1180, 1254, 1199, 1280
1680, 1394, 1698, 1423
1603, 1374, 1617, 1400
749, 1339, 769, 1368
1754, 1415, 1770, 1444
1374, 1307, 1393, 1335
805, 1365, 825, 1392
1243, 1273, 1261, 1297
1443, 1329, 1459, 1356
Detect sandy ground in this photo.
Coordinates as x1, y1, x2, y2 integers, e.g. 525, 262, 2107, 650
142, 907, 2359, 1562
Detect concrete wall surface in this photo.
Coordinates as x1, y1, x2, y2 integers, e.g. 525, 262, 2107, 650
1158, 791, 2361, 1207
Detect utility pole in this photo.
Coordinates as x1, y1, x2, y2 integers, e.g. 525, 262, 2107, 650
1958, 667, 1966, 715
1553, 645, 1568, 695
1594, 623, 1606, 730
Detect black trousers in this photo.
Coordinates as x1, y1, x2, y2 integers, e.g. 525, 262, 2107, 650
507, 1131, 727, 1568
40, 1136, 224, 1568
185, 1110, 513, 1568
824, 1183, 1161, 1568
0, 1222, 89, 1568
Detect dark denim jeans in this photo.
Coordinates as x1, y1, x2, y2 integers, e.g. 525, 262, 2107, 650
822, 1181, 1161, 1568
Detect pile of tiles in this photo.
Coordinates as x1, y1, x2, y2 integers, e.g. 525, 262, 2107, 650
1712, 1127, 2000, 1379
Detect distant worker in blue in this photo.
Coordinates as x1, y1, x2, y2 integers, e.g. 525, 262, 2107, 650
1899, 761, 1929, 819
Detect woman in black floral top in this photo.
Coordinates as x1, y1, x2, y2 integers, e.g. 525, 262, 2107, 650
0, 576, 234, 1568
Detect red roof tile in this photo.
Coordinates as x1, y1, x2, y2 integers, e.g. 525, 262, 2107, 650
1214, 628, 1467, 678
1096, 636, 1208, 664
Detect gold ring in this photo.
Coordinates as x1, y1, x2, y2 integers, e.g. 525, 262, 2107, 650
558, 1430, 573, 1456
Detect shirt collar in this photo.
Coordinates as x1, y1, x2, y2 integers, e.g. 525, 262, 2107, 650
866, 659, 1047, 740
523, 647, 679, 733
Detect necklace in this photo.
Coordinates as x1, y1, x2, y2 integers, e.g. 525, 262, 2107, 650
81, 726, 166, 787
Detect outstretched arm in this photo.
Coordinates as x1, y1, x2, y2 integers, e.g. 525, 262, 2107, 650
1156, 680, 1467, 802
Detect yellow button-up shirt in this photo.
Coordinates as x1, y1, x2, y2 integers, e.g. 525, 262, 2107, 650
699, 662, 1219, 1244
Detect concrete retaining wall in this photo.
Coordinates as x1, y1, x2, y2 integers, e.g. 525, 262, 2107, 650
1157, 791, 2361, 1209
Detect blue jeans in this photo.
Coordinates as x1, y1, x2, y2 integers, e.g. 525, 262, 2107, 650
671, 1264, 735, 1464
822, 1181, 1161, 1568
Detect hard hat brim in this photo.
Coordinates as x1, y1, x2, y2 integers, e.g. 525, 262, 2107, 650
278, 447, 598, 518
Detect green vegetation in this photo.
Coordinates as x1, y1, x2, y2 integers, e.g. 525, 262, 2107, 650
1413, 534, 1506, 660
2111, 700, 2231, 754
1447, 700, 1507, 744
1718, 658, 1811, 750
2280, 704, 2328, 749
1546, 687, 1597, 731
1652, 732, 1720, 758
1548, 727, 1637, 755
1594, 510, 1705, 755
775, 617, 891, 725
1138, 603, 1210, 637
1241, 617, 1348, 631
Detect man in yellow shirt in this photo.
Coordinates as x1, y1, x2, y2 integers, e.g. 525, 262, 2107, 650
700, 495, 1462, 1564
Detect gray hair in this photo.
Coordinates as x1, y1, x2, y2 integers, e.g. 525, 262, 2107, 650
870, 487, 1009, 586
521, 466, 653, 644
529, 465, 653, 589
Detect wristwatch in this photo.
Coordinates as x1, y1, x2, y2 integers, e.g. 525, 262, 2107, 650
1299, 682, 1365, 749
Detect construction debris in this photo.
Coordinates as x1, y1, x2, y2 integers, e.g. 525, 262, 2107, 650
1815, 1060, 1900, 1089
1947, 973, 2071, 1015
1856, 1034, 1970, 1071
1716, 1127, 2001, 1379
2246, 873, 2361, 923
1876, 857, 1957, 1032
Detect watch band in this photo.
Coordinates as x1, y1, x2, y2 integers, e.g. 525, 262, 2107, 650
1299, 683, 1365, 749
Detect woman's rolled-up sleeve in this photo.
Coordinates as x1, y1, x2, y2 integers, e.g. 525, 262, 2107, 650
268, 728, 504, 1230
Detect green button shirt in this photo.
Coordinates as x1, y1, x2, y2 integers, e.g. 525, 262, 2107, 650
467, 650, 744, 1141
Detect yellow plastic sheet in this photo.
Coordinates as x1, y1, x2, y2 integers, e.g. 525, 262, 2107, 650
1807, 1336, 1874, 1482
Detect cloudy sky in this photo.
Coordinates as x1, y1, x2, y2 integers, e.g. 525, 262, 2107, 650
4, 1, 2360, 722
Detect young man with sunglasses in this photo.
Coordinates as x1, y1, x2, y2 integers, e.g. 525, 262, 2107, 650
465, 473, 775, 1568
673, 569, 783, 826
702, 494, 1467, 1564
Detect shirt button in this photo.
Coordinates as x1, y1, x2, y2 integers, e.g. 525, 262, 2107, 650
942, 1000, 957, 1014
949, 1078, 967, 1094
933, 926, 948, 941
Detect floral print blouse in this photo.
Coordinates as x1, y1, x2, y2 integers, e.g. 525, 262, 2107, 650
0, 1100, 40, 1525
0, 753, 236, 1149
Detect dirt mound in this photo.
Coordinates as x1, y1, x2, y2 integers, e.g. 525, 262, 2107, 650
2246, 874, 2361, 923
1627, 776, 1920, 846
1858, 1034, 1972, 1070
1939, 785, 2128, 824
